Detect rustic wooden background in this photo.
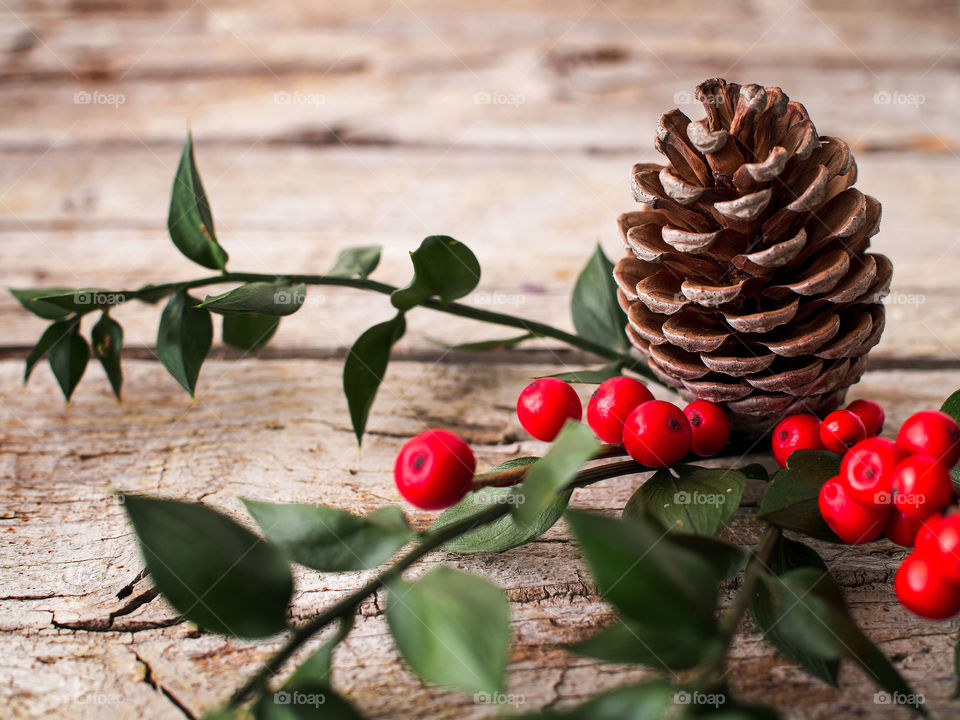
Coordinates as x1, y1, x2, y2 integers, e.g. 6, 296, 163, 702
3, 1, 960, 718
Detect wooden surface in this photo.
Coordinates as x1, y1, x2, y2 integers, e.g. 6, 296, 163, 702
3, 1, 960, 718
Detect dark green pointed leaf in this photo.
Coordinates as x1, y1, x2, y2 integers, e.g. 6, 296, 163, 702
426, 332, 535, 352
91, 313, 123, 400
624, 466, 746, 536
343, 313, 406, 445
254, 684, 365, 720
157, 290, 213, 397
285, 616, 354, 689
387, 566, 509, 695
513, 423, 598, 527
940, 389, 960, 487
757, 450, 842, 541
201, 283, 306, 317
750, 537, 839, 687
328, 245, 381, 279
566, 510, 719, 633
48, 323, 88, 401
738, 463, 771, 481
571, 244, 628, 350
242, 499, 414, 571
120, 494, 293, 639
667, 533, 746, 579
19, 289, 125, 314
135, 283, 177, 305
569, 617, 721, 670
431, 457, 569, 553
168, 131, 228, 270
24, 320, 74, 383
10, 287, 74, 319
539, 363, 623, 384
390, 236, 480, 311
223, 313, 280, 354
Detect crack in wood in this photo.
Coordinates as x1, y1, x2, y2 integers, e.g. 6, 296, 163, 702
132, 650, 198, 720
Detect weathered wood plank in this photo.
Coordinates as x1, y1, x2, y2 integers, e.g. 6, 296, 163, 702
2, 359, 959, 719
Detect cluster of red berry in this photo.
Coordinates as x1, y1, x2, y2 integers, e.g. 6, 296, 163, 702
773, 401, 960, 620
516, 376, 731, 466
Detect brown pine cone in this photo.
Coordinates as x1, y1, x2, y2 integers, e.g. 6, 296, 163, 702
615, 78, 891, 435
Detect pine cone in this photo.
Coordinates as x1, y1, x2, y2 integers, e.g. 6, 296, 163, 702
615, 78, 891, 435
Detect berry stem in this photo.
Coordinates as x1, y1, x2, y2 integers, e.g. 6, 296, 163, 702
471, 443, 628, 488
93, 272, 654, 381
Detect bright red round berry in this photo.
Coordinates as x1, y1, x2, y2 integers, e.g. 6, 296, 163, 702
819, 410, 867, 455
894, 551, 960, 620
771, 414, 823, 468
393, 430, 476, 510
840, 437, 905, 506
516, 378, 582, 442
586, 377, 654, 444
897, 410, 960, 469
891, 454, 953, 520
915, 514, 960, 585
818, 476, 888, 544
622, 400, 691, 467
683, 400, 730, 457
846, 399, 885, 436
885, 510, 925, 547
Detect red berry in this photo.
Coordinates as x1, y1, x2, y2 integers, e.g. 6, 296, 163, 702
516, 378, 582, 442
622, 400, 691, 467
846, 399, 885, 436
586, 377, 654, 444
894, 551, 960, 620
897, 410, 960, 469
885, 511, 925, 547
840, 437, 905, 506
915, 514, 960, 585
891, 454, 953, 520
683, 400, 731, 457
818, 476, 888, 544
819, 410, 867, 454
771, 414, 823, 468
393, 430, 476, 510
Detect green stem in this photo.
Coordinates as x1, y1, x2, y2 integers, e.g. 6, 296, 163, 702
114, 272, 653, 380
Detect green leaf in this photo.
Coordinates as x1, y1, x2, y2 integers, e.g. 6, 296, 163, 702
242, 500, 414, 572
390, 236, 481, 311
738, 463, 771, 481
667, 533, 746, 580
510, 681, 675, 719
167, 131, 228, 270
425, 332, 535, 352
135, 283, 177, 305
16, 289, 125, 314
569, 617, 721, 670
940, 389, 960, 487
254, 685, 365, 720
328, 246, 381, 279
92, 313, 123, 400
24, 320, 74, 383
431, 457, 569, 553
387, 566, 509, 695
223, 313, 280, 354
343, 313, 406, 445
512, 423, 598, 527
757, 450, 842, 542
539, 363, 623, 384
623, 466, 746, 536
201, 283, 306, 317
120, 494, 293, 639
750, 537, 840, 687
759, 566, 926, 716
10, 287, 74, 319
48, 322, 89, 401
571, 244, 628, 350
285, 616, 354, 689
565, 510, 720, 634
157, 290, 213, 397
